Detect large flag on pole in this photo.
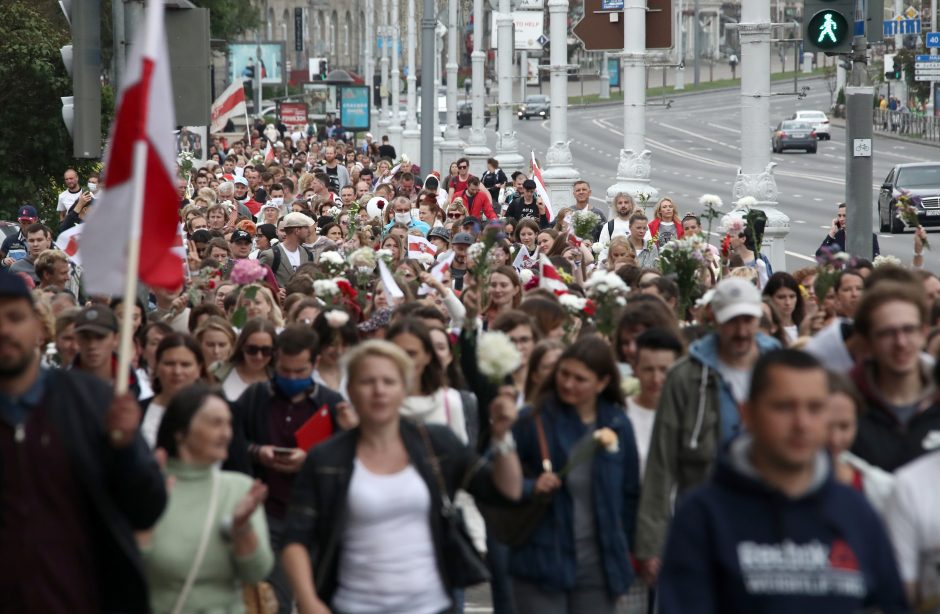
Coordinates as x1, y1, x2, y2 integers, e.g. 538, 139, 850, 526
210, 79, 247, 133
531, 152, 554, 223
81, 0, 183, 296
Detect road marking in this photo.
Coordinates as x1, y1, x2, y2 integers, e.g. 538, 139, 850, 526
786, 250, 817, 263
707, 122, 741, 134
795, 220, 806, 223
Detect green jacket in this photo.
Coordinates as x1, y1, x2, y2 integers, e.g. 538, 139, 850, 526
633, 332, 779, 560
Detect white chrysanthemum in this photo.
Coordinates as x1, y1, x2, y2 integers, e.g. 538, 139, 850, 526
592, 241, 608, 255
467, 242, 485, 261
734, 196, 758, 210
347, 247, 376, 268
477, 331, 522, 382
585, 271, 628, 296
313, 279, 340, 296
872, 254, 902, 268
518, 269, 534, 286
698, 194, 723, 209
324, 310, 350, 328
558, 293, 587, 313
415, 252, 435, 268
375, 249, 393, 263
695, 288, 716, 308
319, 250, 345, 265
328, 206, 343, 218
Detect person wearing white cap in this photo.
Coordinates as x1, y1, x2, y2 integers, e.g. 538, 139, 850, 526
633, 277, 781, 585
258, 212, 315, 288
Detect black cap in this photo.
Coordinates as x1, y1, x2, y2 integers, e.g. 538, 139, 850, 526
460, 216, 481, 228
522, 179, 537, 190
231, 229, 252, 243
0, 271, 34, 304
451, 232, 474, 245
74, 306, 118, 336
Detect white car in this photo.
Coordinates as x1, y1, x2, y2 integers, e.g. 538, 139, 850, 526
791, 110, 830, 140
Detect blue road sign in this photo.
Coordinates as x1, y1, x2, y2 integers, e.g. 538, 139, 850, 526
855, 20, 865, 36
928, 32, 940, 47
916, 54, 940, 61
884, 19, 922, 35
538, 34, 549, 46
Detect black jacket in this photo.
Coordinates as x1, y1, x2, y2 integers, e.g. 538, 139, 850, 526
505, 196, 550, 228
282, 419, 510, 604
817, 228, 880, 258
0, 369, 167, 613
224, 380, 344, 477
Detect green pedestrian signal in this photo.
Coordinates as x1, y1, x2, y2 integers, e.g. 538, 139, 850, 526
802, 0, 854, 53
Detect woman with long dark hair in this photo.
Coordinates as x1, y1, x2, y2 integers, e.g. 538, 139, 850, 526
139, 333, 209, 448
509, 335, 640, 613
763, 271, 805, 343
219, 319, 278, 401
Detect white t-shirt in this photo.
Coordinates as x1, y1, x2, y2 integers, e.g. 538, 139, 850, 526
716, 358, 751, 405
626, 397, 656, 478
57, 188, 82, 213
140, 402, 166, 449
282, 244, 301, 269
598, 217, 632, 246
332, 460, 451, 614
885, 451, 940, 606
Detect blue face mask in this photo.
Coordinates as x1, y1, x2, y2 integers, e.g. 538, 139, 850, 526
274, 374, 311, 398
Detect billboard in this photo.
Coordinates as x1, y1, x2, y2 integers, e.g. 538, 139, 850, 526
490, 11, 546, 50
228, 42, 286, 85
302, 83, 338, 116
340, 86, 370, 131
279, 102, 309, 129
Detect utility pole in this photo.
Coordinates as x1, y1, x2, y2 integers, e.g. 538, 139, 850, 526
404, 0, 421, 161
726, 0, 789, 272
692, 0, 700, 84
112, 0, 125, 91
495, 0, 524, 168
420, 0, 436, 170
845, 35, 874, 258
464, 0, 493, 174
365, 0, 376, 132
439, 0, 463, 166
606, 0, 656, 212
675, 0, 685, 90
378, 0, 390, 132
541, 0, 580, 205
388, 0, 404, 152
600, 52, 611, 99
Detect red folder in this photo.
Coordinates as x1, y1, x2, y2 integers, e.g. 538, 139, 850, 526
294, 404, 334, 451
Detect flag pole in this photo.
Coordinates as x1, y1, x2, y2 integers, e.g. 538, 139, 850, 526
115, 139, 148, 395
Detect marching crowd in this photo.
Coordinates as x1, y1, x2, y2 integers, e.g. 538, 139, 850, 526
1, 118, 940, 614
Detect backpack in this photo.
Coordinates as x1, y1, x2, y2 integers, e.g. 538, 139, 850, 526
271, 243, 314, 277
593, 219, 615, 243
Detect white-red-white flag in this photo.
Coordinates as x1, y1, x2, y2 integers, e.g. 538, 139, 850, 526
418, 252, 455, 296
81, 0, 183, 295
210, 79, 247, 133
531, 152, 554, 223
539, 254, 568, 295
55, 225, 84, 266
407, 235, 438, 259
263, 141, 275, 163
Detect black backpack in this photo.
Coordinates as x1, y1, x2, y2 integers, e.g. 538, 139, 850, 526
271, 243, 314, 276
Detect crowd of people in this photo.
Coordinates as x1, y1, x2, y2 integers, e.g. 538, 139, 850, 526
1, 118, 939, 614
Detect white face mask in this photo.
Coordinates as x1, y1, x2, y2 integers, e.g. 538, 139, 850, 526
270, 197, 284, 207
395, 212, 412, 224
87, 182, 98, 193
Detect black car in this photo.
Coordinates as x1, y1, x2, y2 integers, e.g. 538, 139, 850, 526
771, 120, 817, 153
518, 95, 550, 120
457, 102, 492, 128
878, 162, 940, 233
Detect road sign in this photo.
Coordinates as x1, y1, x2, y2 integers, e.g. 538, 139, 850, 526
537, 34, 549, 47
571, 0, 672, 51
927, 32, 940, 47
916, 54, 940, 61
884, 18, 921, 35
804, 0, 854, 53
905, 5, 919, 19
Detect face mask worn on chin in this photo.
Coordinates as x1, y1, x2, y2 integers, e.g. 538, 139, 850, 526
395, 212, 412, 225
274, 374, 312, 398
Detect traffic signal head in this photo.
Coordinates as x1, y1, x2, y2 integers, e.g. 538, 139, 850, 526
884, 53, 901, 79
803, 0, 854, 54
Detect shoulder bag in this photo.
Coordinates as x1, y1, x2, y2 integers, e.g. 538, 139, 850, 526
478, 413, 554, 547
416, 424, 491, 588
170, 468, 221, 614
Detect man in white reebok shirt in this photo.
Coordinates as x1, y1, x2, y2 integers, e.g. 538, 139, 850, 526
626, 328, 683, 477
57, 168, 83, 222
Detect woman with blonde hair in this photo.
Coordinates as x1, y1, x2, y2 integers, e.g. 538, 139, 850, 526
646, 197, 683, 247
605, 235, 636, 271
236, 284, 285, 329
446, 198, 468, 222
194, 315, 237, 369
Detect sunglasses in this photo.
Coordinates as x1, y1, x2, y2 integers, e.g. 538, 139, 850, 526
458, 165, 468, 170
244, 344, 273, 357
448, 212, 463, 219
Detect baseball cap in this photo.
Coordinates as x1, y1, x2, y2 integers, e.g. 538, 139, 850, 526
710, 278, 764, 324
231, 229, 252, 243
428, 227, 451, 243
233, 176, 249, 187
451, 232, 474, 246
522, 179, 537, 190
282, 211, 314, 229
17, 205, 38, 220
0, 270, 34, 303
74, 306, 118, 336
460, 216, 481, 229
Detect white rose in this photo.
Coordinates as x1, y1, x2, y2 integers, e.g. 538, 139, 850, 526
313, 279, 340, 296
324, 310, 350, 327
477, 332, 522, 382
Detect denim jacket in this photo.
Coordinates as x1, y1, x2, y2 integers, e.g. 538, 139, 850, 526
509, 393, 640, 597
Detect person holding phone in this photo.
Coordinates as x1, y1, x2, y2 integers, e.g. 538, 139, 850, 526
816, 202, 881, 258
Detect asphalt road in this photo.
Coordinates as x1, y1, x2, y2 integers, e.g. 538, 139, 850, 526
475, 81, 940, 273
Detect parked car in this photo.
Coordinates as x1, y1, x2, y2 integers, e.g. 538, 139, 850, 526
457, 102, 492, 128
517, 95, 550, 120
771, 120, 817, 153
791, 109, 831, 140
878, 162, 940, 233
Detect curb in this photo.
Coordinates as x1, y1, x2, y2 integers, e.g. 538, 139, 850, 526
829, 118, 940, 149
565, 75, 828, 110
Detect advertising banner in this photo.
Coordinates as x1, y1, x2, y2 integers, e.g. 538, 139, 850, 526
339, 86, 370, 130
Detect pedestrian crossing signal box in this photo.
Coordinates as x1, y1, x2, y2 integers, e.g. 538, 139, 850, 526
803, 0, 854, 53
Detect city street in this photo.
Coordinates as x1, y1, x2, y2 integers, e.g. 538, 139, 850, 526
478, 80, 940, 272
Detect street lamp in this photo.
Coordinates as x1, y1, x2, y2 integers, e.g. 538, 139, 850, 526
463, 0, 493, 174
439, 0, 463, 169
388, 0, 404, 151
494, 0, 524, 168
540, 0, 579, 205
378, 0, 390, 131
403, 0, 421, 161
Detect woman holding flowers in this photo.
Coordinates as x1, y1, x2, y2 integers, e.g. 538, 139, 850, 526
509, 335, 640, 613
646, 198, 683, 247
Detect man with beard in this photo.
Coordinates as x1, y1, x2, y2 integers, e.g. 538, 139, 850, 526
0, 272, 166, 612
634, 278, 781, 586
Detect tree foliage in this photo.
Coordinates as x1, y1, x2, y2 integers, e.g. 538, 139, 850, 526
0, 0, 113, 224
191, 0, 260, 42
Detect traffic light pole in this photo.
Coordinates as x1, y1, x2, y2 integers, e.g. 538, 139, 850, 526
845, 35, 874, 259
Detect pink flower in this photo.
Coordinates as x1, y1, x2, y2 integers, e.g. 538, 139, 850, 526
230, 259, 267, 285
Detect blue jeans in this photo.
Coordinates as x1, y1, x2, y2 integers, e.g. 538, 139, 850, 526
265, 513, 293, 614
486, 532, 515, 614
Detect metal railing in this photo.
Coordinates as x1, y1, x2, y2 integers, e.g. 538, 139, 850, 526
872, 108, 940, 141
